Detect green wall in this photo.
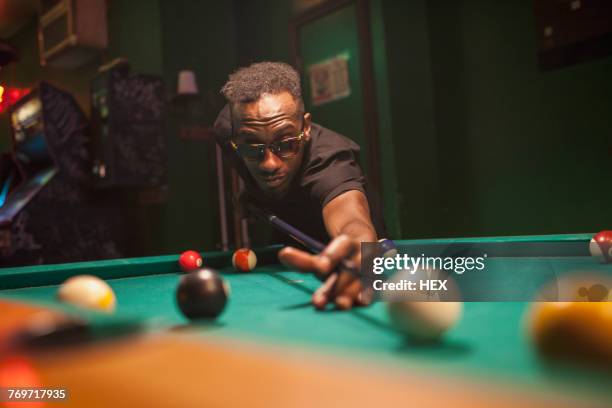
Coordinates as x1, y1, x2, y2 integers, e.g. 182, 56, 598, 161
234, 0, 292, 64
426, 0, 612, 236
380, 0, 612, 238
379, 0, 440, 238
158, 0, 237, 253
2, 0, 610, 255
370, 0, 401, 239
106, 0, 164, 75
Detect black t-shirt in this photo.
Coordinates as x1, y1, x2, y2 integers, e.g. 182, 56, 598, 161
214, 105, 386, 244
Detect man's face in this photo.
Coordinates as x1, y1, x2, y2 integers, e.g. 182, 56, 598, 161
231, 91, 311, 198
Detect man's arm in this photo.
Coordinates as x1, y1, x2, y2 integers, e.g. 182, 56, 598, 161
322, 190, 377, 243
278, 189, 378, 310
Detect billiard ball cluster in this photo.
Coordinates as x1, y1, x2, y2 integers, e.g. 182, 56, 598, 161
53, 247, 242, 320
173, 248, 257, 321
381, 232, 612, 350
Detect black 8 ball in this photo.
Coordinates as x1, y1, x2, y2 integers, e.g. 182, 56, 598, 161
176, 268, 229, 319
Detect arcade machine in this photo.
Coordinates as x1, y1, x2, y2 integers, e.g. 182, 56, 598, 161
90, 60, 166, 255
0, 82, 123, 266
91, 60, 166, 188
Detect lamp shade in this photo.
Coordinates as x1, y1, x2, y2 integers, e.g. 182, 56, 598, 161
177, 70, 198, 95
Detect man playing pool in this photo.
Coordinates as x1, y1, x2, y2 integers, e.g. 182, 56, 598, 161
214, 61, 385, 310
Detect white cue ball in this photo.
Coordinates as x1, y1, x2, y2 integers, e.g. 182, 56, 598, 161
57, 275, 116, 313
387, 301, 463, 342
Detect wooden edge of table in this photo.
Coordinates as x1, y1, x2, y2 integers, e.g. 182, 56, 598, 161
8, 333, 604, 408
0, 301, 72, 344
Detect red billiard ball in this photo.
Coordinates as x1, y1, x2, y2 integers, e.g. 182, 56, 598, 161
0, 355, 42, 393
232, 248, 257, 272
589, 231, 612, 263
179, 250, 203, 272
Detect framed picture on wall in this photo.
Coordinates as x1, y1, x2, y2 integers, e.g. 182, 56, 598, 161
308, 53, 351, 106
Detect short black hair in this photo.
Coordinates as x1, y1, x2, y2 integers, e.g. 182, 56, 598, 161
220, 61, 302, 105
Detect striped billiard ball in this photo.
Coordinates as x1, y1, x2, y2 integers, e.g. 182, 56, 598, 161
232, 248, 257, 272
589, 231, 612, 263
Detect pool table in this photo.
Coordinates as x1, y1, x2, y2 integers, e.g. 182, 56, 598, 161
0, 233, 611, 407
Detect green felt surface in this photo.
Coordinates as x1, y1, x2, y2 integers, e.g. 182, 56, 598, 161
2, 266, 610, 400
1, 234, 611, 403
2, 267, 532, 371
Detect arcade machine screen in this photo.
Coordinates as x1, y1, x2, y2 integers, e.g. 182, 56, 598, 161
10, 94, 54, 175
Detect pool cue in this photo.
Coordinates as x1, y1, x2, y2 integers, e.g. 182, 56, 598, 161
247, 204, 361, 278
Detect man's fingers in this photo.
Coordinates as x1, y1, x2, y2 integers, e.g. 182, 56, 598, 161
312, 273, 369, 310
356, 288, 374, 306
316, 272, 363, 310
334, 295, 353, 310
334, 269, 358, 292
312, 273, 338, 310
317, 235, 358, 276
333, 276, 362, 309
279, 235, 365, 310
312, 290, 327, 310
278, 247, 320, 273
279, 235, 358, 278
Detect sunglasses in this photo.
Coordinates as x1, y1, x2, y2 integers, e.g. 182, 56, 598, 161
230, 132, 305, 162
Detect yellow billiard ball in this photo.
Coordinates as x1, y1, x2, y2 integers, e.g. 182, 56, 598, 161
57, 275, 116, 313
526, 301, 612, 365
